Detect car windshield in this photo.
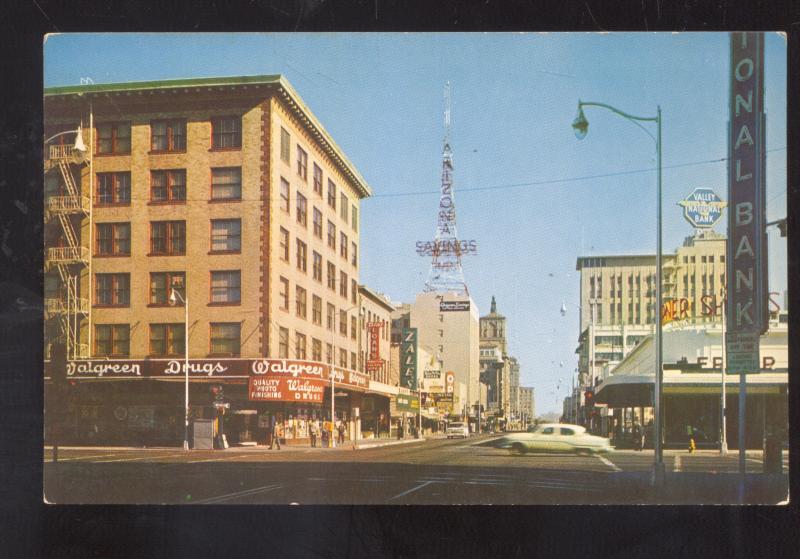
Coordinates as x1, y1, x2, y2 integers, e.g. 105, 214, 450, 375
560, 428, 575, 436
449, 423, 464, 428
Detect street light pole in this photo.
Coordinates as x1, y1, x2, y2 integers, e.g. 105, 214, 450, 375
170, 289, 190, 451
572, 100, 665, 486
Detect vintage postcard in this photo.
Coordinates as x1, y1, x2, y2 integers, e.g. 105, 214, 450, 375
42, 32, 788, 504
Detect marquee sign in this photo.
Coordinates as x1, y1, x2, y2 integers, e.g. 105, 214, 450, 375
678, 188, 726, 229
726, 31, 767, 373
400, 327, 418, 390
366, 321, 384, 373
52, 358, 370, 390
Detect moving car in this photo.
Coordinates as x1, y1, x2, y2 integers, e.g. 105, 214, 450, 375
446, 422, 470, 439
497, 423, 612, 455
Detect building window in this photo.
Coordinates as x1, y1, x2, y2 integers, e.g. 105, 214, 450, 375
96, 172, 131, 205
95, 223, 130, 256
296, 239, 307, 273
280, 127, 290, 163
210, 270, 241, 304
95, 324, 130, 357
327, 262, 336, 291
339, 310, 348, 336
312, 295, 322, 325
339, 233, 349, 261
210, 323, 241, 356
352, 205, 358, 232
326, 343, 333, 364
338, 348, 348, 368
211, 167, 242, 201
279, 227, 290, 261
312, 338, 322, 361
149, 323, 185, 356
327, 221, 336, 250
312, 251, 323, 282
279, 277, 289, 311
351, 279, 357, 305
340, 193, 349, 222
340, 271, 348, 299
96, 122, 131, 155
313, 163, 323, 195
210, 219, 241, 253
313, 207, 323, 238
295, 332, 307, 359
701, 255, 707, 263
327, 303, 335, 331
151, 119, 186, 152
296, 192, 307, 226
296, 285, 307, 319
351, 242, 357, 268
278, 327, 289, 358
151, 169, 186, 202
720, 255, 725, 263
150, 221, 186, 255
95, 273, 129, 307
211, 116, 242, 149
280, 178, 290, 213
327, 179, 336, 209
149, 272, 185, 305
351, 316, 357, 340
709, 255, 715, 263
597, 305, 603, 323
351, 351, 357, 370
297, 146, 308, 181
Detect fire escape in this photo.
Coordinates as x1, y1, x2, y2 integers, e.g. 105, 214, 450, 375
44, 139, 91, 359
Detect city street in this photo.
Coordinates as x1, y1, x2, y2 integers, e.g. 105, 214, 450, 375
44, 435, 788, 505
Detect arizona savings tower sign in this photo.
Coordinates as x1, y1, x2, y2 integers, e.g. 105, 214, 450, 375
678, 188, 726, 229
726, 32, 767, 373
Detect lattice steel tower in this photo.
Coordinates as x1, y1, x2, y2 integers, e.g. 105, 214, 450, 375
418, 82, 476, 295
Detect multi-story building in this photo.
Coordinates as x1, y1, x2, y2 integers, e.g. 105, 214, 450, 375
480, 296, 523, 427
43, 75, 385, 447
357, 285, 394, 437
572, 230, 728, 431
518, 386, 535, 425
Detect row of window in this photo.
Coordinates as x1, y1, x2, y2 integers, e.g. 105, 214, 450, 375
95, 322, 240, 357
88, 168, 243, 205
279, 126, 359, 232
278, 220, 357, 273
276, 325, 357, 370
277, 276, 358, 337
93, 117, 242, 156
94, 219, 240, 256
682, 254, 724, 264
93, 271, 239, 307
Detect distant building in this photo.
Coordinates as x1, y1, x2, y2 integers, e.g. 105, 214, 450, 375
479, 296, 513, 421
518, 386, 535, 424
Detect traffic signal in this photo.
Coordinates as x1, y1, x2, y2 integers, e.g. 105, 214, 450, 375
777, 218, 787, 237
584, 390, 594, 409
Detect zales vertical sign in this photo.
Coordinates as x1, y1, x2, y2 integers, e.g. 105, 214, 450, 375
726, 32, 767, 374
401, 327, 418, 390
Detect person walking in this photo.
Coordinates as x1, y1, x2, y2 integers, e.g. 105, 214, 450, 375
632, 422, 643, 451
269, 420, 282, 450
337, 419, 346, 444
309, 420, 319, 448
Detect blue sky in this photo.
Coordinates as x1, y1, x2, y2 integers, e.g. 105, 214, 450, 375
45, 33, 787, 414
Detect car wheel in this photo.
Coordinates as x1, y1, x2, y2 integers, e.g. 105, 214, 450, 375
511, 442, 526, 456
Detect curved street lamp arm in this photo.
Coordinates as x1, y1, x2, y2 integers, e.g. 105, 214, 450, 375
579, 101, 658, 145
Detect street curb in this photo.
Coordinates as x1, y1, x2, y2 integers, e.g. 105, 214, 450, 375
354, 438, 428, 450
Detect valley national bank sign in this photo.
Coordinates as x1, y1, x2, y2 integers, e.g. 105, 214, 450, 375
55, 358, 369, 389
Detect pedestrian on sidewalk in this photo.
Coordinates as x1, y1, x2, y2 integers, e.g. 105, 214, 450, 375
337, 420, 346, 444
309, 420, 319, 448
632, 422, 643, 451
269, 421, 282, 450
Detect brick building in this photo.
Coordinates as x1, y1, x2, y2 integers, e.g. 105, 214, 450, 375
44, 75, 390, 447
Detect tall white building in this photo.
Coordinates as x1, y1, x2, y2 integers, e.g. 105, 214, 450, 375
410, 292, 480, 420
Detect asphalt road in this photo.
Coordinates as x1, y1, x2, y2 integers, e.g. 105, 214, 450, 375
43, 435, 789, 505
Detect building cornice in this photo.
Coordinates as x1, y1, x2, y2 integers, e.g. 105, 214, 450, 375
45, 74, 372, 199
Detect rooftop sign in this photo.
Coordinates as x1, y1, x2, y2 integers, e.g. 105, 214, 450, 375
678, 188, 726, 229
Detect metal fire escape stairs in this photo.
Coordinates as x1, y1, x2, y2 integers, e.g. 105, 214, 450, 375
45, 144, 90, 359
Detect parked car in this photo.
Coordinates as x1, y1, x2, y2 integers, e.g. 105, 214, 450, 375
446, 422, 470, 439
497, 423, 612, 455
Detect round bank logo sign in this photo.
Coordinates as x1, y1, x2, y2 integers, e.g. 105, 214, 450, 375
678, 188, 726, 229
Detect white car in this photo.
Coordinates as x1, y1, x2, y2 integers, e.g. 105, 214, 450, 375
446, 422, 470, 439
497, 423, 612, 455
